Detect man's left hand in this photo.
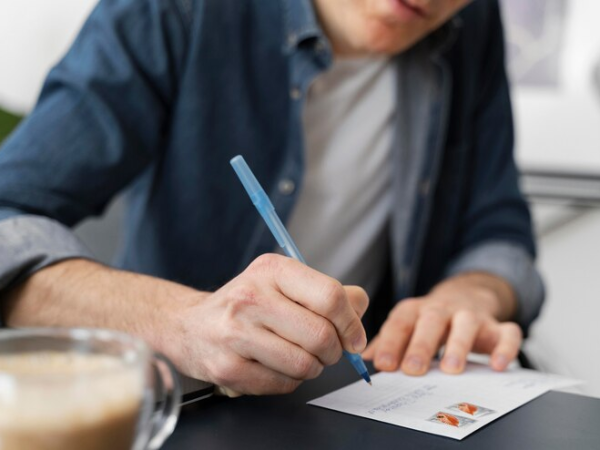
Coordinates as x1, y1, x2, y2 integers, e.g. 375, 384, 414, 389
362, 272, 522, 375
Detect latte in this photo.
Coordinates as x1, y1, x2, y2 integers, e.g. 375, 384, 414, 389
0, 352, 144, 450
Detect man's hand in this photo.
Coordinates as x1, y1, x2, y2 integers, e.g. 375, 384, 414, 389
362, 272, 522, 375
176, 254, 369, 396
2, 254, 368, 397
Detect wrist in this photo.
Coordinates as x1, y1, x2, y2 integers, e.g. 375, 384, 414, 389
149, 287, 212, 379
432, 272, 517, 321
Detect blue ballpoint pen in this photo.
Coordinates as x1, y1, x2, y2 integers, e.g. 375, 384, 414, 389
230, 155, 372, 386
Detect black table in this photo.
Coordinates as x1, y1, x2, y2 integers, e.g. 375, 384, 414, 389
163, 363, 600, 450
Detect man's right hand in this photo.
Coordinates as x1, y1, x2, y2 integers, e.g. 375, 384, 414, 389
1, 254, 368, 396
175, 253, 369, 395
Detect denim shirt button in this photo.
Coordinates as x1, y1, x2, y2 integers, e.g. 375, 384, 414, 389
289, 87, 302, 100
419, 179, 430, 196
287, 33, 296, 47
278, 179, 296, 195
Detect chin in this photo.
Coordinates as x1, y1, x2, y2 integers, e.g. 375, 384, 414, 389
365, 36, 418, 55
362, 26, 422, 55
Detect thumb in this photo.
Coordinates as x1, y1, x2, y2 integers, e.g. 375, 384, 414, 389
344, 285, 369, 319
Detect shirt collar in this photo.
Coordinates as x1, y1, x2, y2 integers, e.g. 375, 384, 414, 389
426, 15, 463, 57
282, 0, 324, 53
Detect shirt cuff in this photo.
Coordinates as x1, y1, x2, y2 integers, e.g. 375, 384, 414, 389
0, 214, 94, 293
444, 240, 545, 335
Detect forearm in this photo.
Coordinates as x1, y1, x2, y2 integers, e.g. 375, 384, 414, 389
431, 272, 518, 322
1, 253, 370, 395
0, 258, 206, 361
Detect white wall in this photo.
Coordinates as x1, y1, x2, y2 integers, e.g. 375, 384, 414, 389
510, 0, 600, 171
0, 0, 98, 113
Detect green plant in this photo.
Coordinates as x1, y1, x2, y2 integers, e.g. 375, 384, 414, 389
0, 107, 23, 144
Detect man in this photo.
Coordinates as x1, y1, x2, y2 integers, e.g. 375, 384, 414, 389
0, 0, 543, 396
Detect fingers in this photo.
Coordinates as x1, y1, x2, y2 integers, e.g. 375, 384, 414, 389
369, 300, 419, 371
233, 326, 324, 381
345, 285, 370, 318
360, 280, 523, 379
214, 386, 243, 398
400, 305, 449, 375
440, 310, 482, 374
361, 335, 379, 360
249, 254, 368, 354
442, 317, 521, 373
295, 277, 367, 354
210, 355, 303, 396
490, 322, 522, 371
257, 291, 343, 366
361, 297, 523, 378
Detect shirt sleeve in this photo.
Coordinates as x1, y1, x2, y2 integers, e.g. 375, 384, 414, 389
0, 213, 95, 327
0, 214, 94, 292
442, 1, 544, 334
0, 0, 192, 300
444, 240, 544, 333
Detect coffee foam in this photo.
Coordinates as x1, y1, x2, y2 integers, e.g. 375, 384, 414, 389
0, 352, 144, 431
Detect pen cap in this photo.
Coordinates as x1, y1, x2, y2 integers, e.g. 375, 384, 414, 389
230, 155, 305, 262
230, 156, 273, 210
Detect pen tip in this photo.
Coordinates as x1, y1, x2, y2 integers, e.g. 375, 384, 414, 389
368, 381, 372, 386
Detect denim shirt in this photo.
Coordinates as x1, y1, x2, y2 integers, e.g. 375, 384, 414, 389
0, 0, 544, 332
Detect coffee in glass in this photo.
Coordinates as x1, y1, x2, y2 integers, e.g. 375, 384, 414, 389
0, 328, 181, 450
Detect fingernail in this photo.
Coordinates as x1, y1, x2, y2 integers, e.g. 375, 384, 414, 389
443, 355, 461, 371
404, 356, 423, 373
376, 354, 395, 369
353, 335, 367, 353
492, 355, 508, 370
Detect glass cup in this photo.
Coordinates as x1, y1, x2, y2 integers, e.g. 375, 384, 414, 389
0, 328, 181, 450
